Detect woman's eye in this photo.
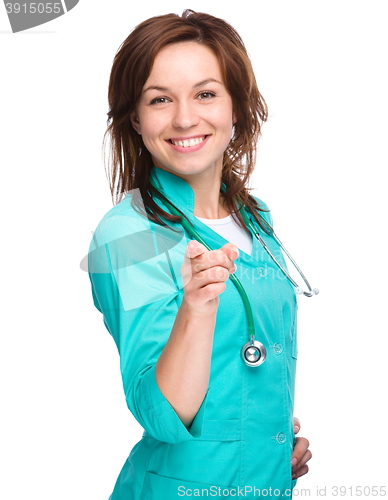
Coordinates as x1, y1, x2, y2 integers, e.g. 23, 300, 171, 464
198, 92, 216, 100
150, 97, 169, 105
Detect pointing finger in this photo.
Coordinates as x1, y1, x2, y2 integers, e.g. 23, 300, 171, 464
221, 243, 239, 262
186, 240, 207, 258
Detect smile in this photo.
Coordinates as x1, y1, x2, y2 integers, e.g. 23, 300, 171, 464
167, 135, 210, 153
170, 136, 206, 147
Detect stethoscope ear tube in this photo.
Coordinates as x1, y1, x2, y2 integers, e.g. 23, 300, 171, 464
241, 201, 319, 298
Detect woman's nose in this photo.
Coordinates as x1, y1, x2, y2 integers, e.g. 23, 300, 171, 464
171, 102, 200, 129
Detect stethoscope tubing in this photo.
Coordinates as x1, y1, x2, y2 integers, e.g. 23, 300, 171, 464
148, 178, 256, 337
148, 176, 318, 366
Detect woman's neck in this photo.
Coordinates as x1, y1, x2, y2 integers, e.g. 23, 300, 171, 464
194, 194, 231, 219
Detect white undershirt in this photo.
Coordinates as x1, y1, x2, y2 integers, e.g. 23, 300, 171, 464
195, 212, 253, 256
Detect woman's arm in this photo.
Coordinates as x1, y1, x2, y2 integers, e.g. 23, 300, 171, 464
88, 213, 237, 443
155, 301, 216, 428
155, 240, 238, 429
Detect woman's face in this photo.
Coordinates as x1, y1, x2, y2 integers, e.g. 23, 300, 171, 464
131, 41, 236, 178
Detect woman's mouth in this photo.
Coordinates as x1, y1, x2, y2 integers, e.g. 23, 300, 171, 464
167, 135, 210, 153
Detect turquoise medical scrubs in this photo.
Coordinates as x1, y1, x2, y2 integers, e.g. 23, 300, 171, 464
88, 165, 299, 499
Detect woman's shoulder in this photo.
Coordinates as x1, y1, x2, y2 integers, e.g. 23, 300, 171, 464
89, 192, 186, 271
88, 192, 186, 310
91, 192, 153, 246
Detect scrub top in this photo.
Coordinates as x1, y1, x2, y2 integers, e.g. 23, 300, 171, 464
88, 165, 299, 499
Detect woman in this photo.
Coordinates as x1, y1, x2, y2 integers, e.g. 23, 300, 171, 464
88, 9, 312, 499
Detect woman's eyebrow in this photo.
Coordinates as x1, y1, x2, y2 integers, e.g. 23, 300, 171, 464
143, 78, 222, 94
194, 78, 222, 88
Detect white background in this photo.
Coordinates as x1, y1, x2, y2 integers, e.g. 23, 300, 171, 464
1, 1, 387, 498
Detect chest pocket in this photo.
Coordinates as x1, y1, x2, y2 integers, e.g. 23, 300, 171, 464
292, 302, 298, 359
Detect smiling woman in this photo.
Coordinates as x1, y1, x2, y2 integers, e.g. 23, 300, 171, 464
103, 9, 269, 226
88, 9, 312, 500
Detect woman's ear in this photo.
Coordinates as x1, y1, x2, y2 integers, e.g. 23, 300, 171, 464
232, 111, 237, 125
130, 111, 142, 135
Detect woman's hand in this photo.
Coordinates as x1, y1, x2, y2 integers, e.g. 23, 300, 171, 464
181, 240, 238, 318
291, 417, 312, 480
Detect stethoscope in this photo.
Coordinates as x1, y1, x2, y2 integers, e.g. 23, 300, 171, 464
149, 177, 319, 367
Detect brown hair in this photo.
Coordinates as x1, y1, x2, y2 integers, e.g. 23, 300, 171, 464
102, 9, 271, 234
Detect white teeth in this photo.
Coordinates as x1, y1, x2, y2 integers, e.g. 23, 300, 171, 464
171, 136, 206, 147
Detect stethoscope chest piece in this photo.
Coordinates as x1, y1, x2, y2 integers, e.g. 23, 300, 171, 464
241, 340, 267, 367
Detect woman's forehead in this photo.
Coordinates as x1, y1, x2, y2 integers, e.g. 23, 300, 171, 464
144, 42, 224, 89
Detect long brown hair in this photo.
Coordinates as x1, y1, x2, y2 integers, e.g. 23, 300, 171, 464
102, 9, 271, 234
